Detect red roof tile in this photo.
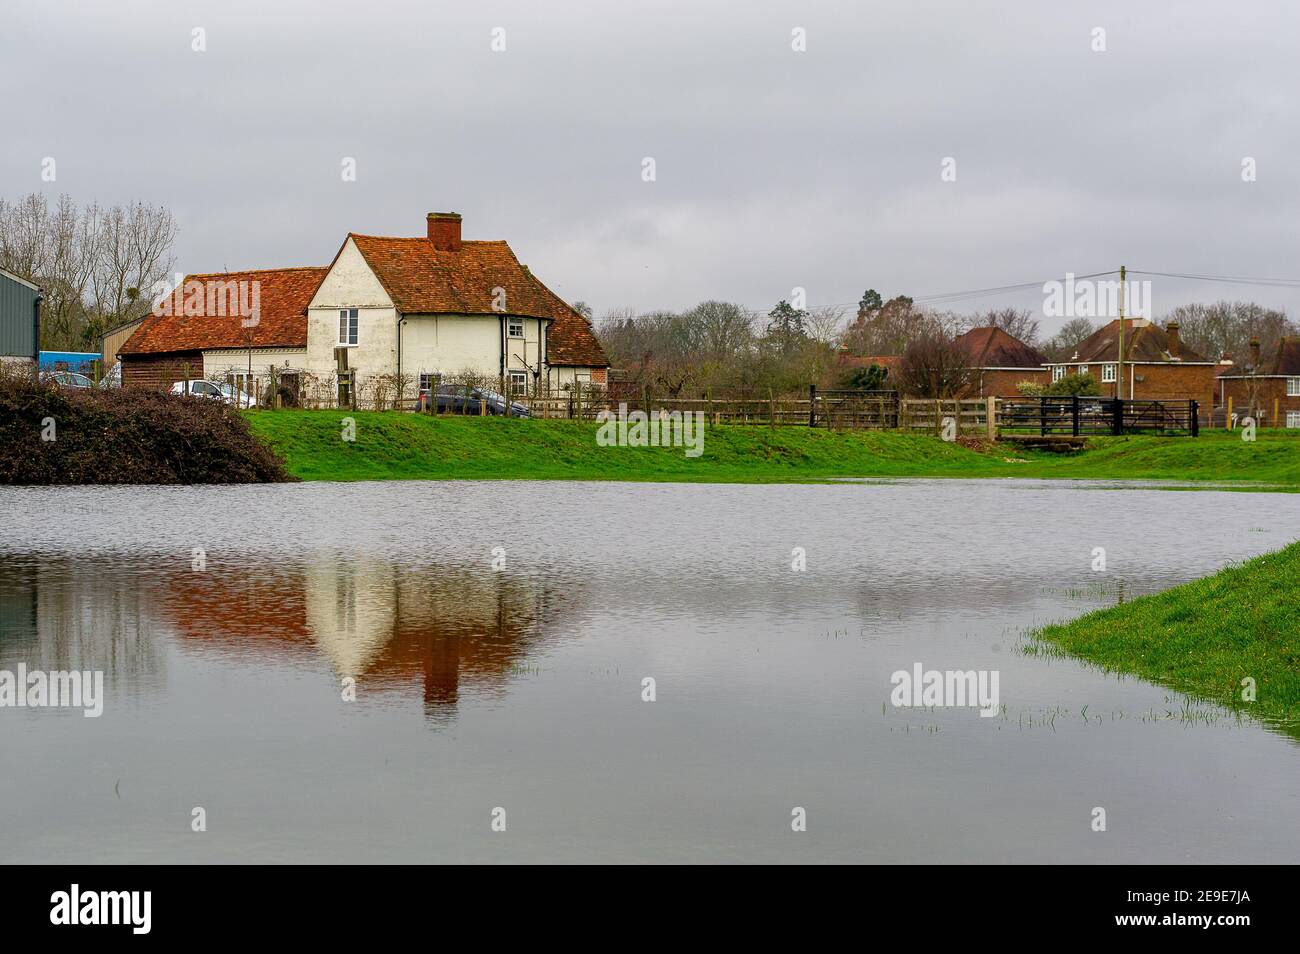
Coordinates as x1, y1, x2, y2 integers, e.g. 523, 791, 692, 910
348, 233, 607, 366
1065, 319, 1210, 363
837, 354, 902, 371
528, 276, 607, 367
953, 326, 1046, 368
120, 267, 326, 354
350, 235, 555, 318
1267, 336, 1300, 375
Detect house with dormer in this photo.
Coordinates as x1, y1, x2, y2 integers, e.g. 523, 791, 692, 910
1044, 318, 1216, 419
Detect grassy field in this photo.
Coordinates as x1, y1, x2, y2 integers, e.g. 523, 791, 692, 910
1033, 542, 1300, 733
244, 410, 1300, 486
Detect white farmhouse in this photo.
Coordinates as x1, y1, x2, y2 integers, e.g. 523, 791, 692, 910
119, 212, 608, 401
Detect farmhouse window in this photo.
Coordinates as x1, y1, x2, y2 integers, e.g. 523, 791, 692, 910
1288, 411, 1300, 429
418, 372, 437, 392
508, 370, 528, 396
338, 308, 359, 345
1051, 365, 1065, 382
1101, 363, 1117, 383
508, 319, 525, 338
1287, 377, 1300, 396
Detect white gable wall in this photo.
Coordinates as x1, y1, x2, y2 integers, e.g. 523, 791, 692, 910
307, 237, 398, 380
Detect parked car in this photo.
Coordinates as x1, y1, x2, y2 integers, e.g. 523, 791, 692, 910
42, 370, 95, 389
170, 379, 258, 408
428, 384, 529, 418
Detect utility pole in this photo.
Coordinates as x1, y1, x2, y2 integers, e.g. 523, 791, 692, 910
1117, 265, 1126, 400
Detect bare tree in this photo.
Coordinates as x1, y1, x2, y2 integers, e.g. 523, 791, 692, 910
969, 307, 1040, 346
0, 193, 177, 351
896, 327, 974, 398
805, 305, 848, 345
88, 201, 178, 340
1164, 301, 1297, 364
1043, 318, 1097, 360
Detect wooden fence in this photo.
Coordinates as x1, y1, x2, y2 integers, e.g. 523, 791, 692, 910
897, 398, 998, 436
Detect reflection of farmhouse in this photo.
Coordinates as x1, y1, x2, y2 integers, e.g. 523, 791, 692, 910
117, 212, 608, 399
158, 556, 581, 718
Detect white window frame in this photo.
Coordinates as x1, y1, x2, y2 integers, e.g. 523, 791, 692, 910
507, 369, 529, 396
418, 372, 438, 393
338, 308, 359, 346
1287, 377, 1300, 396
1051, 365, 1065, 382
507, 318, 525, 339
1101, 363, 1117, 383
1288, 410, 1300, 429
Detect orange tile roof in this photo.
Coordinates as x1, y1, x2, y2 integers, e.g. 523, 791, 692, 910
120, 267, 326, 354
349, 235, 553, 318
347, 233, 605, 367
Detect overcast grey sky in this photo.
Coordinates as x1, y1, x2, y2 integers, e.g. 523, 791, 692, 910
5, 0, 1300, 329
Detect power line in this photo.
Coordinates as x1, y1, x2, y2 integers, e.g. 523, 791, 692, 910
913, 270, 1119, 305
656, 267, 1300, 319
1127, 269, 1300, 289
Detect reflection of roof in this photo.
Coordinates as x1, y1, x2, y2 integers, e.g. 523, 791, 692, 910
161, 561, 571, 715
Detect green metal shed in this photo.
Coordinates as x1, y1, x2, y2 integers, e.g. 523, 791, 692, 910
0, 267, 42, 360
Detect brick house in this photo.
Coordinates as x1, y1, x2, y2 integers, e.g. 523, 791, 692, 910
1217, 336, 1300, 428
953, 326, 1049, 398
1045, 318, 1216, 419
119, 211, 608, 400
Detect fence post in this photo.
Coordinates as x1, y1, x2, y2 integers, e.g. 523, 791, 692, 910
1071, 394, 1080, 437
986, 396, 997, 440
808, 384, 817, 427
769, 388, 775, 427
1039, 396, 1047, 437
1191, 400, 1199, 437
1111, 398, 1123, 436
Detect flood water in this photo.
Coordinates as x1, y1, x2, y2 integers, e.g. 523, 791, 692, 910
1, 479, 1297, 864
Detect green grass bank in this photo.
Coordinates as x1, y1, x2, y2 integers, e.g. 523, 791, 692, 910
1033, 542, 1300, 732
245, 410, 1300, 486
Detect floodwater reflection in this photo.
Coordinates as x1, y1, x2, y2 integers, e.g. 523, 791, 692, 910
1, 479, 1298, 863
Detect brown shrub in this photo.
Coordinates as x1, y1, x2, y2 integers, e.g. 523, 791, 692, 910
0, 373, 293, 484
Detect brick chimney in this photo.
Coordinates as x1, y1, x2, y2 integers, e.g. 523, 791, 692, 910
426, 212, 462, 252
1250, 337, 1261, 369
1165, 321, 1180, 358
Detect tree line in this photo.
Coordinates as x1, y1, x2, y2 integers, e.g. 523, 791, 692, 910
595, 289, 1300, 398
0, 193, 178, 351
